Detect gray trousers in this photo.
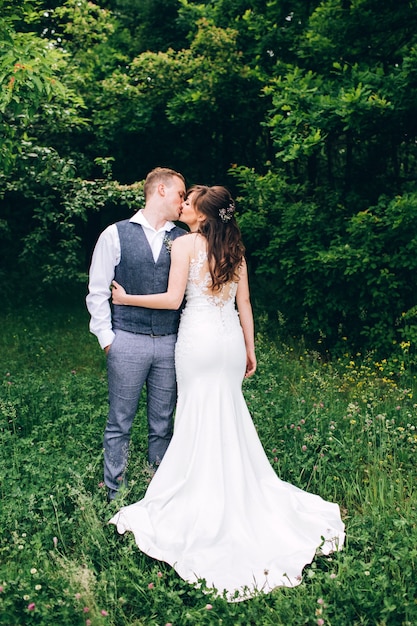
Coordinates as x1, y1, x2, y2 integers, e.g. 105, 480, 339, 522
104, 329, 177, 494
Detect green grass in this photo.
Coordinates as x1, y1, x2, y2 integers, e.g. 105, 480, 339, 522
0, 298, 416, 625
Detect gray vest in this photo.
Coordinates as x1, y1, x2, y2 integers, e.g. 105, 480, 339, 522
112, 219, 187, 335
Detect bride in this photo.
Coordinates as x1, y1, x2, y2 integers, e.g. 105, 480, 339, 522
109, 185, 345, 602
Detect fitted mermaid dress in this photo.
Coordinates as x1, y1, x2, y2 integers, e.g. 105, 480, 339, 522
109, 247, 345, 601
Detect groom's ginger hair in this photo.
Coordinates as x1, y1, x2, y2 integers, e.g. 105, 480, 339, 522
144, 167, 185, 200
188, 185, 245, 290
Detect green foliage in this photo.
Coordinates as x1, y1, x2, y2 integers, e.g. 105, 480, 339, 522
1, 153, 144, 291
302, 0, 417, 71
94, 15, 265, 181
227, 0, 417, 356
53, 0, 115, 49
0, 34, 63, 116
1, 303, 417, 624
264, 62, 393, 175
2, 0, 417, 359
233, 164, 417, 356
0, 7, 82, 172
121, 0, 190, 53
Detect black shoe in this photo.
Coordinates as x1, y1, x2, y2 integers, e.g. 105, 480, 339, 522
107, 488, 118, 504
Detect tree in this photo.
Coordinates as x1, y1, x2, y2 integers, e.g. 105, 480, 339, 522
232, 0, 417, 355
93, 15, 266, 183
0, 1, 116, 289
3, 0, 417, 358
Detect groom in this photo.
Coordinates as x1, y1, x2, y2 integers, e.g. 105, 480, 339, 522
86, 167, 187, 501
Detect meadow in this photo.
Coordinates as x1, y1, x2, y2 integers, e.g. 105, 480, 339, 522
0, 297, 416, 625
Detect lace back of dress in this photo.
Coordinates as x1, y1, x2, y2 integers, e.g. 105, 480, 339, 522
188, 245, 238, 307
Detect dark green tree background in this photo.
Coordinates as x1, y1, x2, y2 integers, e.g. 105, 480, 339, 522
2, 0, 417, 356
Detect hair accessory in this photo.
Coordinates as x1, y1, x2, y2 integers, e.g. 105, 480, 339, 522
218, 201, 235, 223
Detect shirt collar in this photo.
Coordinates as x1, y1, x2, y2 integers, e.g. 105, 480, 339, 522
130, 209, 176, 232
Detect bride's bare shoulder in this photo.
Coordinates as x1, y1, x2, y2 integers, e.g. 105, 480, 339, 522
173, 232, 205, 251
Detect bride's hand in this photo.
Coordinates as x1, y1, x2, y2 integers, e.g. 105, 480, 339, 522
111, 280, 127, 305
244, 352, 257, 378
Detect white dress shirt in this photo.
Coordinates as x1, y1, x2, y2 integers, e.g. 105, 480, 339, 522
86, 210, 177, 349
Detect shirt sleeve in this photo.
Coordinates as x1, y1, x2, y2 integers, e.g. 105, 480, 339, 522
85, 224, 120, 349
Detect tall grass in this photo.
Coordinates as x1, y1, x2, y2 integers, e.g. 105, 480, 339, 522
0, 299, 416, 625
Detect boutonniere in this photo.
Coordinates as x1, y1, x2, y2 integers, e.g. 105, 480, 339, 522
163, 234, 173, 254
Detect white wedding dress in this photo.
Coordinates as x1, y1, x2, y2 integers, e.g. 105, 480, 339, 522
109, 242, 345, 602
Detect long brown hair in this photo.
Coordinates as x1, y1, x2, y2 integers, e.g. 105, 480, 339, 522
188, 185, 245, 290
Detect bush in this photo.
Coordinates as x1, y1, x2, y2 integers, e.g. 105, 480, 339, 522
233, 166, 417, 359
